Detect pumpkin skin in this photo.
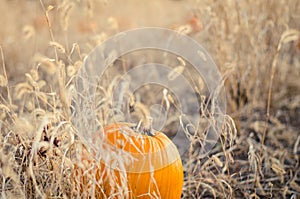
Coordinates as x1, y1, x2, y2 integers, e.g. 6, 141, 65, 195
79, 123, 183, 198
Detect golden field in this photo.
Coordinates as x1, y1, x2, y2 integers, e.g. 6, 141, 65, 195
0, 0, 299, 198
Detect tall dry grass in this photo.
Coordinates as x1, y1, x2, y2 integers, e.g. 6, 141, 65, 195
0, 0, 299, 198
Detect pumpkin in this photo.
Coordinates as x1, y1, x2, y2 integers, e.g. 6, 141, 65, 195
76, 123, 183, 198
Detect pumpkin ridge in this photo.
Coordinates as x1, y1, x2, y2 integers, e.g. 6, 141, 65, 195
100, 124, 181, 173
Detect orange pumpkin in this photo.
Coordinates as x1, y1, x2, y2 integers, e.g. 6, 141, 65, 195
77, 123, 183, 198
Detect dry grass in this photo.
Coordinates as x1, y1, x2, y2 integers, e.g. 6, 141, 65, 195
0, 0, 300, 198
